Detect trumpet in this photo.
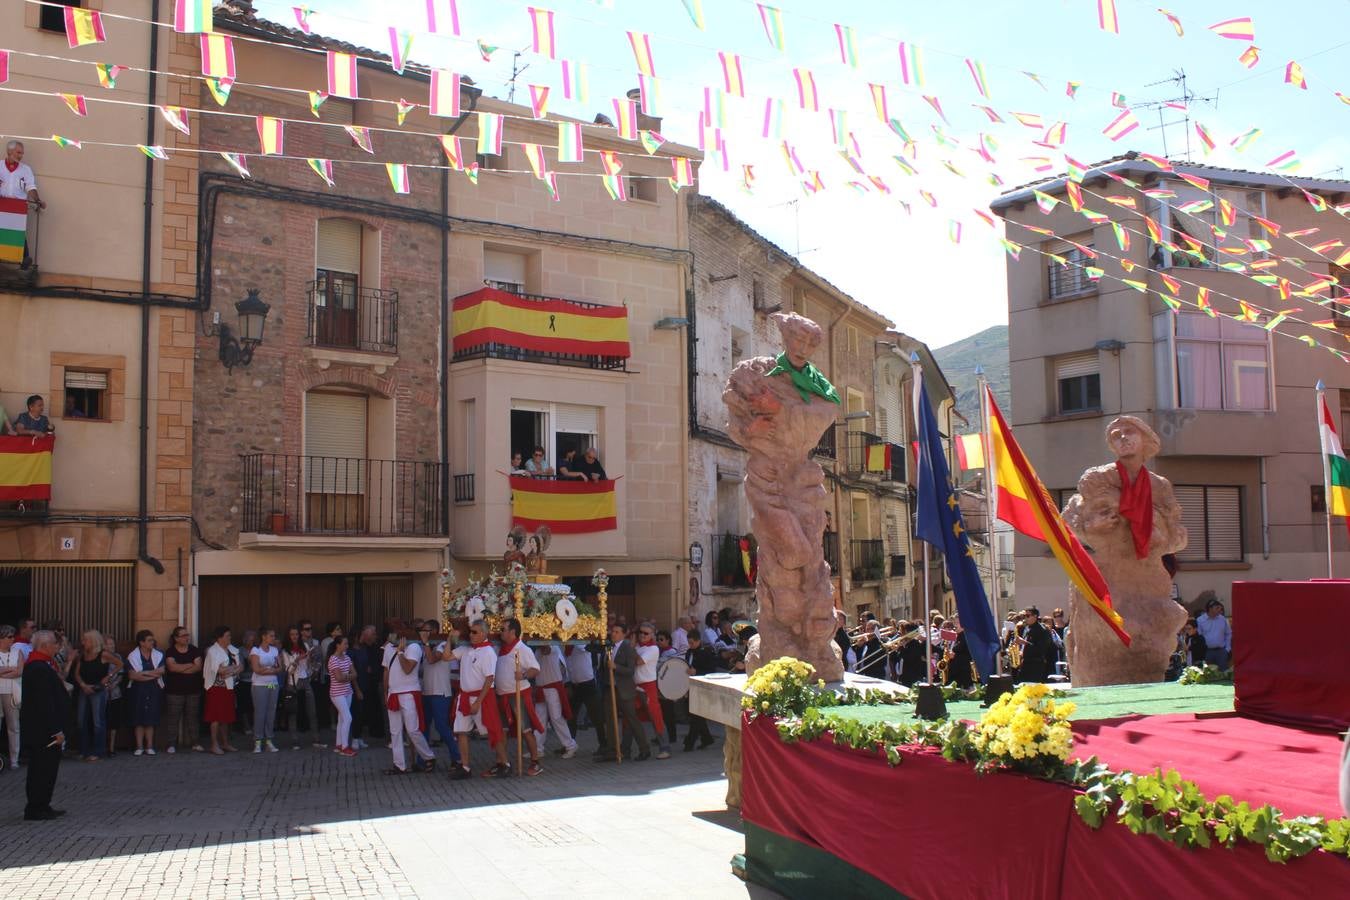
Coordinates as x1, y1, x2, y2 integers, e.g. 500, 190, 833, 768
880, 629, 923, 652
851, 625, 897, 647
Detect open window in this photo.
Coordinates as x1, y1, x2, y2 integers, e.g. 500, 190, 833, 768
62, 369, 107, 420
1150, 183, 1266, 269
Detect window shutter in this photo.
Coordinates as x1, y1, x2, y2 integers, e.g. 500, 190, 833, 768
1055, 352, 1099, 380
484, 249, 527, 288
316, 219, 362, 275
554, 403, 598, 436
1173, 486, 1207, 562
64, 370, 108, 390
304, 393, 367, 494
1205, 486, 1243, 561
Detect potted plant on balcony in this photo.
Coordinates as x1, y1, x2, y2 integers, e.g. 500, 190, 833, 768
718, 534, 740, 587
268, 508, 288, 534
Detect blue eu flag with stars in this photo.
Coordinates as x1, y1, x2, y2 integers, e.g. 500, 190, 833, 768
914, 379, 1000, 679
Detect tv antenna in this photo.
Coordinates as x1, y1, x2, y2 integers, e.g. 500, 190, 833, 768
1132, 69, 1216, 160
506, 51, 529, 103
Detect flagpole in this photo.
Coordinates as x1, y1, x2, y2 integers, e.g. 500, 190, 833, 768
911, 353, 944, 720
976, 367, 1002, 677
1318, 380, 1334, 578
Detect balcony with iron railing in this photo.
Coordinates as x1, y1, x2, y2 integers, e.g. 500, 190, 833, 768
240, 453, 446, 546
850, 538, 885, 583
306, 280, 399, 354
711, 533, 756, 589
812, 424, 837, 460
822, 531, 840, 574
451, 286, 628, 371
843, 430, 886, 477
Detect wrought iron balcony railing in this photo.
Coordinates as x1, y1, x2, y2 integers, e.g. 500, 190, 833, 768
305, 280, 399, 354
850, 538, 885, 583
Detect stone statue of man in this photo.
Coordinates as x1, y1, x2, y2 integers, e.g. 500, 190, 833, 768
722, 312, 844, 682
1061, 416, 1187, 686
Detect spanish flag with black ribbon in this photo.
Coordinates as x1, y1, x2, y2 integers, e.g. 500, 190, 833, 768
0, 435, 54, 501
453, 287, 630, 358
985, 385, 1130, 646
510, 476, 618, 534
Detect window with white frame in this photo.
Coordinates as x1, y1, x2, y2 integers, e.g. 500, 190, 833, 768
484, 248, 528, 293
1046, 239, 1096, 299
1054, 352, 1101, 414
1173, 485, 1244, 563
1153, 312, 1272, 411
1149, 182, 1266, 269
509, 401, 600, 473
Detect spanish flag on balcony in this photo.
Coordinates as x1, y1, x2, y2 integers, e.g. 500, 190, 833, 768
453, 287, 630, 358
0, 435, 54, 501
864, 442, 890, 473
985, 385, 1129, 646
510, 476, 617, 534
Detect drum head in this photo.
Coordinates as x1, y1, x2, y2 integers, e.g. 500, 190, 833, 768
657, 657, 690, 700
554, 597, 578, 629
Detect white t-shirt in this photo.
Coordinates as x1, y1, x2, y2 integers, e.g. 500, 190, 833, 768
634, 643, 659, 684
250, 645, 280, 686
0, 645, 24, 695
421, 642, 452, 696
566, 646, 595, 683
0, 162, 38, 200
495, 642, 539, 695
671, 629, 689, 654
701, 627, 719, 646
535, 643, 565, 686
453, 644, 497, 692
387, 642, 423, 694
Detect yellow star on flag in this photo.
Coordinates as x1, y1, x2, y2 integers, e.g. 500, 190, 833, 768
946, 493, 959, 510
952, 520, 965, 538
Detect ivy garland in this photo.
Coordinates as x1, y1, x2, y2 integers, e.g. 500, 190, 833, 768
772, 704, 1350, 865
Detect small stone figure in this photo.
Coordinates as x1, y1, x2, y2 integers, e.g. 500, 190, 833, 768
722, 312, 844, 682
525, 525, 552, 576
503, 526, 528, 571
1062, 416, 1188, 686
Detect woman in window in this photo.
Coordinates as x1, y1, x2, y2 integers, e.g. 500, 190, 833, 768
249, 628, 282, 753
125, 630, 165, 756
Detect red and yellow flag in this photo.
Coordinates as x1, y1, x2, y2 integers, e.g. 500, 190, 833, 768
452, 287, 629, 358
864, 442, 891, 473
985, 386, 1129, 646
510, 476, 616, 534
0, 435, 54, 501
955, 433, 985, 470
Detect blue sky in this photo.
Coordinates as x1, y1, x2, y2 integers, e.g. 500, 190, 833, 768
254, 0, 1350, 348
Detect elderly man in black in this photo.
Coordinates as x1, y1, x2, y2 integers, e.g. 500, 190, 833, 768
21, 629, 67, 820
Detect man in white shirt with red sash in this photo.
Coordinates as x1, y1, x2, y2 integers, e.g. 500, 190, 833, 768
450, 619, 500, 780
533, 642, 577, 759
634, 624, 671, 759
385, 635, 435, 775
492, 618, 545, 777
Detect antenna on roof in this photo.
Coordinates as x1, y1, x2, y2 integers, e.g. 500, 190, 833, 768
1132, 69, 1216, 161
505, 51, 529, 104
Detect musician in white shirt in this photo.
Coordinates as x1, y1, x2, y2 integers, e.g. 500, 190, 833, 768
533, 642, 577, 758
492, 618, 545, 777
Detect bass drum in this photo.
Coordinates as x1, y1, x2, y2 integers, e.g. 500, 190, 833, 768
657, 657, 690, 700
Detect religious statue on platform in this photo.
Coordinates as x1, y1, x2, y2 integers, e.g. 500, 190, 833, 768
1062, 416, 1188, 686
723, 312, 844, 682
503, 526, 529, 571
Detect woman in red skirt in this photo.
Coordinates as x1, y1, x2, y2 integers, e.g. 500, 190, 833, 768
202, 625, 244, 754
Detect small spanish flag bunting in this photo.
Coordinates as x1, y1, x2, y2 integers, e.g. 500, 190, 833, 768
834, 23, 859, 68
307, 157, 335, 187
1012, 111, 1043, 128
898, 41, 924, 86
429, 70, 461, 117
344, 125, 373, 154
1335, 92, 1350, 105
719, 52, 745, 97
1209, 17, 1255, 41
206, 76, 233, 106
64, 8, 107, 48
757, 4, 786, 51
672, 157, 695, 186
159, 105, 190, 135
1102, 108, 1139, 141
1285, 61, 1307, 89
627, 31, 656, 76
528, 84, 550, 119
307, 90, 328, 117
327, 51, 358, 99
219, 151, 249, 178
557, 123, 583, 162
522, 143, 548, 180
426, 0, 461, 35
439, 135, 463, 169
385, 162, 410, 194
1238, 45, 1260, 69
387, 28, 413, 75
174, 0, 213, 34
200, 34, 235, 79
138, 145, 169, 160
60, 93, 88, 117
395, 99, 415, 125
477, 111, 503, 156
1158, 8, 1183, 36
529, 7, 557, 59
866, 83, 889, 123
612, 98, 638, 139
1195, 122, 1216, 155
94, 63, 127, 89
255, 116, 284, 155
1097, 0, 1119, 34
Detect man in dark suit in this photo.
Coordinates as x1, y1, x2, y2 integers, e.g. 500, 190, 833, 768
21, 630, 66, 820
595, 623, 649, 762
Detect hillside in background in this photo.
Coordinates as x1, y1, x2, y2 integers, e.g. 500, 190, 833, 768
933, 325, 1010, 435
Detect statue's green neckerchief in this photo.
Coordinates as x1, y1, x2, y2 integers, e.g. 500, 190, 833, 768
767, 352, 840, 405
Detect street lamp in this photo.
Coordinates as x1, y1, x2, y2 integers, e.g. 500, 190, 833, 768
209, 289, 271, 373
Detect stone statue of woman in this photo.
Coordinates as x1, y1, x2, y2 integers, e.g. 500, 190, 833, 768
722, 312, 844, 681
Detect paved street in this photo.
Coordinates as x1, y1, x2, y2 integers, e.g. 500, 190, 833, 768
0, 726, 777, 900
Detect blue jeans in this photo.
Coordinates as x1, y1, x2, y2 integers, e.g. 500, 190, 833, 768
421, 694, 461, 763
77, 688, 108, 758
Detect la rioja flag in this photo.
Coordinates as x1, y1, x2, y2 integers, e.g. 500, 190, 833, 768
1320, 393, 1350, 518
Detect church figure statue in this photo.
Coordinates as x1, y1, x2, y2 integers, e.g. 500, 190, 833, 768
1061, 416, 1188, 686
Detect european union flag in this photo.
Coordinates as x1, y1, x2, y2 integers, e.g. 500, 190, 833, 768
914, 378, 1000, 679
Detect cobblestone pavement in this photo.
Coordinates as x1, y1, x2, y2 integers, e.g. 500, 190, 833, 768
0, 725, 779, 900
